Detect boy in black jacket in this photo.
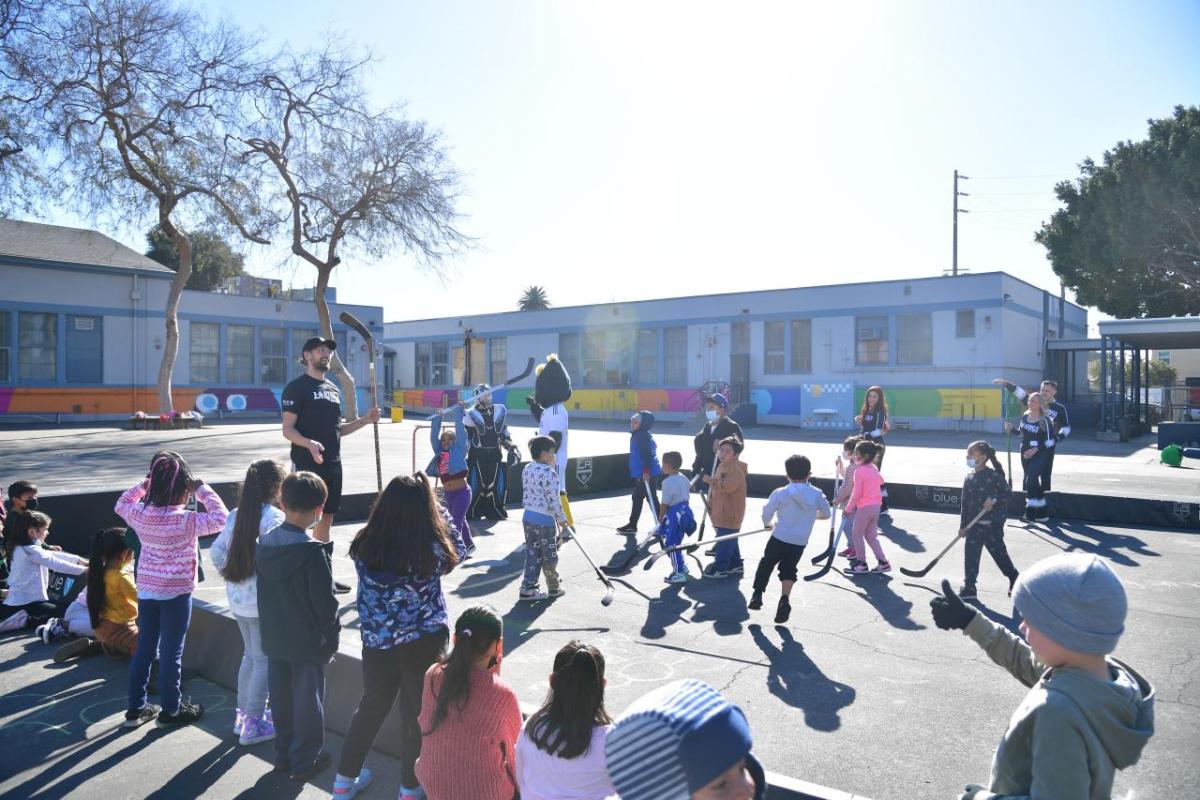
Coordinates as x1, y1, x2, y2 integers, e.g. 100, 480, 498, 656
257, 471, 340, 781
691, 393, 744, 481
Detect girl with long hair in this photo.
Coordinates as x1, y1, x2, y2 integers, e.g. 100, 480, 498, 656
517, 641, 617, 800
333, 474, 467, 800
415, 605, 522, 800
115, 450, 227, 730
855, 385, 892, 513
210, 459, 287, 746
958, 441, 1019, 599
1005, 392, 1053, 521
86, 527, 138, 657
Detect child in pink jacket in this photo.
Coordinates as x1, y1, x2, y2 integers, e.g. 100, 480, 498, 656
844, 441, 890, 574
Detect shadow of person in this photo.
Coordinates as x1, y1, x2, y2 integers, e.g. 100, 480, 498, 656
969, 597, 1022, 633
640, 583, 694, 640
836, 572, 926, 631
682, 579, 749, 637
748, 624, 855, 732
452, 543, 526, 598
1040, 520, 1159, 567
500, 596, 557, 657
876, 517, 926, 554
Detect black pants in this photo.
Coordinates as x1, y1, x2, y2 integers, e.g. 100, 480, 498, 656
628, 476, 660, 525
337, 628, 448, 789
1040, 447, 1056, 493
753, 537, 805, 593
0, 599, 67, 626
1022, 450, 1049, 510
963, 525, 1018, 588
467, 454, 508, 520
268, 658, 327, 772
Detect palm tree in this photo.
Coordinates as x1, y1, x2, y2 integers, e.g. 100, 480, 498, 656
518, 286, 550, 311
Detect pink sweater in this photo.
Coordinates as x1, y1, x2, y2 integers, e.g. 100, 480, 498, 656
845, 462, 883, 515
416, 664, 523, 800
114, 480, 228, 598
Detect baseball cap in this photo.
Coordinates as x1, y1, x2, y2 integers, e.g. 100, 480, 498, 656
302, 337, 337, 353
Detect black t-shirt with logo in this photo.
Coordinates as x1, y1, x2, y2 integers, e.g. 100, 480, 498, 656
282, 374, 343, 465
860, 409, 887, 441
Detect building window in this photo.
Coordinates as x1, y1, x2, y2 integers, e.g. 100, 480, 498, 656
431, 341, 450, 385
18, 312, 56, 381
225, 324, 255, 384
855, 315, 888, 365
558, 332, 580, 379
791, 319, 812, 373
764, 321, 786, 374
415, 342, 431, 387
190, 322, 219, 383
956, 309, 975, 338
66, 315, 103, 383
582, 330, 606, 386
489, 337, 507, 385
731, 321, 750, 355
897, 313, 933, 365
1158, 350, 1171, 365
0, 311, 10, 381
260, 327, 287, 384
290, 328, 318, 377
664, 326, 687, 385
636, 329, 658, 385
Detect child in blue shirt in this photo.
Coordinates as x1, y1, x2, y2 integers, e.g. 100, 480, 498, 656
617, 411, 662, 533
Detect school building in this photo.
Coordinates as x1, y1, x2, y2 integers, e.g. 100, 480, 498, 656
0, 218, 384, 420
384, 272, 1089, 433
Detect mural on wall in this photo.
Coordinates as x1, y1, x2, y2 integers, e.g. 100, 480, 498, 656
852, 386, 1002, 423
0, 385, 371, 417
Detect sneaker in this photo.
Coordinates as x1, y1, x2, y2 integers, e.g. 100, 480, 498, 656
728, 561, 745, 575
156, 699, 204, 729
844, 560, 869, 575
290, 750, 332, 782
957, 584, 978, 599
38, 617, 67, 644
748, 591, 763, 610
124, 703, 161, 728
239, 714, 276, 746
559, 528, 573, 541
665, 570, 689, 584
546, 586, 565, 598
333, 580, 352, 595
519, 589, 548, 602
837, 547, 856, 559
54, 637, 101, 663
332, 768, 374, 799
616, 523, 638, 533
0, 610, 29, 633
702, 564, 730, 579
398, 786, 427, 800
233, 708, 245, 736
774, 596, 792, 624
871, 560, 892, 574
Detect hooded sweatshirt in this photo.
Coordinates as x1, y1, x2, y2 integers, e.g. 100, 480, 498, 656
708, 458, 748, 529
255, 521, 340, 663
629, 411, 662, 479
761, 481, 831, 547
963, 613, 1155, 800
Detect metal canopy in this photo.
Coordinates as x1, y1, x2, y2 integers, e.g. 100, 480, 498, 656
1098, 316, 1200, 350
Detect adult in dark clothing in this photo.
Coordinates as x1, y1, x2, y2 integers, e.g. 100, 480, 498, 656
854, 385, 891, 512
1004, 392, 1054, 522
994, 377, 1071, 508
691, 393, 744, 482
256, 471, 340, 781
281, 336, 379, 593
464, 386, 516, 521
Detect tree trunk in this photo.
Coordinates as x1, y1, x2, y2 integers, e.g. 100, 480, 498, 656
155, 217, 191, 413
314, 265, 359, 419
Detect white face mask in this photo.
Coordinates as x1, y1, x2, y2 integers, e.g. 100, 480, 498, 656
705, 410, 719, 423
966, 457, 978, 469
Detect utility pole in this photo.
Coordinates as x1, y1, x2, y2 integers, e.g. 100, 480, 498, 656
953, 169, 969, 276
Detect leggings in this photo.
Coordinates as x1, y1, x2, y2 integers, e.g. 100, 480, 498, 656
1022, 450, 1049, 508
235, 615, 270, 718
442, 485, 474, 548
851, 504, 887, 564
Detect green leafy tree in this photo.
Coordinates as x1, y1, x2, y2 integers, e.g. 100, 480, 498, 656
1088, 357, 1178, 387
1036, 106, 1200, 318
519, 286, 550, 311
145, 225, 246, 291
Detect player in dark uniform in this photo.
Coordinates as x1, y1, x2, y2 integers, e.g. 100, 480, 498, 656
281, 336, 379, 593
464, 385, 516, 521
994, 377, 1071, 518
1004, 391, 1053, 522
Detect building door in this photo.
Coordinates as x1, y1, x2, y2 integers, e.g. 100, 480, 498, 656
729, 321, 750, 404
66, 315, 103, 383
466, 337, 486, 386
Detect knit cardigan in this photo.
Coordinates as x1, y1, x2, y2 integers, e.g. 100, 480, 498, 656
114, 480, 228, 598
415, 665, 523, 800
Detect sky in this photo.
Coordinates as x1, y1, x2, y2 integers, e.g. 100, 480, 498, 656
43, 0, 1200, 325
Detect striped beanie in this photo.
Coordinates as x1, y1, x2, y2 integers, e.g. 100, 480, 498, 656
605, 679, 765, 800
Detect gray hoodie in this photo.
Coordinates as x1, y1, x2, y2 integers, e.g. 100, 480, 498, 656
963, 614, 1155, 800
760, 481, 831, 546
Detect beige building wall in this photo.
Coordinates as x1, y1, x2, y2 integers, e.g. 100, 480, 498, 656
1156, 349, 1200, 383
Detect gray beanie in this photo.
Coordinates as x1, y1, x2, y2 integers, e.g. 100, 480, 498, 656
1012, 553, 1127, 655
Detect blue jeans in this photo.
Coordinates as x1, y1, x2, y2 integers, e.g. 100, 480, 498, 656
128, 593, 192, 715
713, 527, 743, 571
269, 658, 327, 772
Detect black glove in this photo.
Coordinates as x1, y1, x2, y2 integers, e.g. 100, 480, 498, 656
930, 579, 976, 631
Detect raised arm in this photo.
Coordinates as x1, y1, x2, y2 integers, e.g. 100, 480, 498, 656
189, 484, 229, 537
114, 479, 149, 524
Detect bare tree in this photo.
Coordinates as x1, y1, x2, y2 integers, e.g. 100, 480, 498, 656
29, 0, 270, 411
0, 0, 50, 214
241, 46, 469, 417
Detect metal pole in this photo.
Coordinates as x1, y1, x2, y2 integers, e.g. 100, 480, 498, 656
953, 170, 959, 276
1099, 336, 1107, 431
1119, 341, 1126, 428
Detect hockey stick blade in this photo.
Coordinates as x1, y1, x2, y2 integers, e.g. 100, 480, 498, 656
898, 505, 990, 578
601, 530, 659, 574
428, 357, 537, 419
338, 311, 373, 345
644, 527, 770, 570
567, 526, 616, 607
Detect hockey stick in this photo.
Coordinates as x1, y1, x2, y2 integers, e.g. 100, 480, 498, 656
1003, 389, 1013, 490
807, 464, 842, 564
428, 357, 536, 419
565, 525, 616, 606
803, 517, 848, 582
601, 525, 660, 575
898, 505, 991, 578
695, 453, 719, 543
338, 312, 382, 493
643, 527, 770, 571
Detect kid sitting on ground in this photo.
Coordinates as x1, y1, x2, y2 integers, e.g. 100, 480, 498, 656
1, 480, 40, 598
752, 455, 830, 624
617, 411, 661, 533
658, 452, 697, 584
835, 435, 861, 560
519, 436, 567, 602
930, 553, 1154, 799
257, 471, 339, 781
0, 511, 88, 634
86, 527, 139, 657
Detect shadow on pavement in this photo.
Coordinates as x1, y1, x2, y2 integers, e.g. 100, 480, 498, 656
748, 623, 856, 732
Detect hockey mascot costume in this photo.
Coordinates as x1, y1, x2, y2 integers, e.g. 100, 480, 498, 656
465, 384, 517, 520
526, 354, 572, 491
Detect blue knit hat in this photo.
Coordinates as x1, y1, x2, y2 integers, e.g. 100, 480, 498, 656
605, 679, 765, 800
1012, 553, 1128, 655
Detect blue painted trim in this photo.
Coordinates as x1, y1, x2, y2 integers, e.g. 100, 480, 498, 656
0, 254, 174, 280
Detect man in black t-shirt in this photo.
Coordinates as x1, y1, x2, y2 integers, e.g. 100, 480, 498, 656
282, 336, 379, 592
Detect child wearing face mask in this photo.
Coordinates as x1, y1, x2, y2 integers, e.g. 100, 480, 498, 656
691, 394, 744, 486
843, 441, 890, 574
1, 480, 40, 596
0, 510, 88, 632
958, 441, 1018, 599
